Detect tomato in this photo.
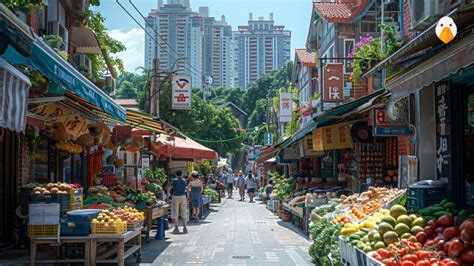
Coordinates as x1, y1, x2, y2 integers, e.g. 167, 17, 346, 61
384, 258, 401, 266
372, 253, 383, 261
378, 248, 392, 259
428, 218, 438, 227
402, 254, 418, 263
415, 259, 430, 266
442, 258, 460, 266
436, 227, 445, 234
437, 250, 446, 259
399, 246, 410, 257
416, 231, 428, 245
400, 261, 416, 266
443, 240, 452, 252
459, 228, 473, 243
438, 215, 455, 228
443, 227, 461, 240
424, 226, 435, 237
416, 250, 431, 260
447, 238, 464, 257
437, 239, 446, 250
429, 257, 441, 264
459, 218, 474, 232
458, 249, 474, 264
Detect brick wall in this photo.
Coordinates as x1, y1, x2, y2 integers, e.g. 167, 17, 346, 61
403, 0, 413, 39
27, 9, 41, 35
18, 134, 31, 187
351, 79, 369, 99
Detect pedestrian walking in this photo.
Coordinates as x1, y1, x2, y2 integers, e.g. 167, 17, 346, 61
246, 171, 258, 203
236, 170, 246, 201
167, 170, 189, 234
188, 171, 204, 223
224, 168, 235, 199
264, 180, 274, 204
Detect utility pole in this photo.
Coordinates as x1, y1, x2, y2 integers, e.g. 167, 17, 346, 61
150, 58, 160, 117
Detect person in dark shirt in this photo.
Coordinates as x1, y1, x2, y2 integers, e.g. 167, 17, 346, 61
167, 170, 189, 234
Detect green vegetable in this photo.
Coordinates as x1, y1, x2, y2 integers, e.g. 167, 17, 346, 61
433, 211, 451, 218
442, 202, 456, 209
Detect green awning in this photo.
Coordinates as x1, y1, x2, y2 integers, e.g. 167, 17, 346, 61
3, 37, 126, 121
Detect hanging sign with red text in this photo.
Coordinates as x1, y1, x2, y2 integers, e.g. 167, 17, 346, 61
373, 108, 412, 136
323, 63, 344, 102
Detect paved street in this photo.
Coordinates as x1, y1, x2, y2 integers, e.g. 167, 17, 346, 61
133, 197, 312, 266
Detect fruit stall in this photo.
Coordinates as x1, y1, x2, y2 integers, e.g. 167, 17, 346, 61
306, 185, 474, 266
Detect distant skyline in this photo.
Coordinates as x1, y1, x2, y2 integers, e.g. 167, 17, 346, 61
93, 0, 311, 72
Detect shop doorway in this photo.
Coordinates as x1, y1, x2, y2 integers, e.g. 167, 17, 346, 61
0, 130, 18, 247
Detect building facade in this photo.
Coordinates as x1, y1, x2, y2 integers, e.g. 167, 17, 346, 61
145, 1, 203, 88
233, 13, 291, 89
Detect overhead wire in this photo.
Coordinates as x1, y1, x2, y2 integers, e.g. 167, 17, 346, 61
128, 0, 204, 78
115, 0, 203, 79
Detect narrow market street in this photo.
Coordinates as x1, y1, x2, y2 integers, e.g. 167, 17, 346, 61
130, 197, 312, 265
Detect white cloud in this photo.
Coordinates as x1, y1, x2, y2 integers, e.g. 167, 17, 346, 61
107, 28, 144, 73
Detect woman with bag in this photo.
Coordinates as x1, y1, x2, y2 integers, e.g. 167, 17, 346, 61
245, 171, 258, 203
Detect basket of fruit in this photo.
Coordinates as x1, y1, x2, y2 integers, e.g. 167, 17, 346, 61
111, 206, 144, 231
91, 210, 127, 235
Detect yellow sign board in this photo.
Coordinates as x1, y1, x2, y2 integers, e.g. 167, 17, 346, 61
312, 123, 353, 151
303, 135, 324, 157
35, 103, 88, 138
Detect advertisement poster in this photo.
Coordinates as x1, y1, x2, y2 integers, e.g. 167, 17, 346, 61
312, 123, 353, 151
171, 75, 192, 110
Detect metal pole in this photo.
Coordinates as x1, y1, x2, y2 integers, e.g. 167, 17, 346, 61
150, 58, 160, 117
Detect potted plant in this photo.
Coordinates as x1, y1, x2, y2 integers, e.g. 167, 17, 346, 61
310, 93, 320, 108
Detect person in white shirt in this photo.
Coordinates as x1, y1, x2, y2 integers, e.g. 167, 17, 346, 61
224, 168, 234, 199
245, 171, 258, 203
236, 170, 246, 201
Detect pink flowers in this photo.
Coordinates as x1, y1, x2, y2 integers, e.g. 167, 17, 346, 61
348, 36, 374, 58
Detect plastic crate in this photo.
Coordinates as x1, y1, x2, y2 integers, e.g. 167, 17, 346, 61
406, 197, 444, 211
339, 236, 357, 265
29, 215, 60, 225
406, 186, 448, 211
60, 221, 91, 236
31, 194, 71, 212
29, 203, 60, 217
127, 220, 144, 231
66, 209, 101, 222
91, 221, 127, 235
28, 224, 59, 237
366, 252, 383, 266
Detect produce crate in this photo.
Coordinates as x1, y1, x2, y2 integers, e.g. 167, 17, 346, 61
127, 220, 144, 231
31, 194, 71, 212
60, 221, 91, 236
28, 224, 59, 237
467, 181, 474, 205
29, 203, 60, 217
366, 252, 383, 266
406, 186, 447, 211
355, 247, 368, 266
339, 236, 357, 265
91, 221, 127, 235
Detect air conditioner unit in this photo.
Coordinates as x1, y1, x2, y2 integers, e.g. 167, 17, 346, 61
409, 0, 447, 31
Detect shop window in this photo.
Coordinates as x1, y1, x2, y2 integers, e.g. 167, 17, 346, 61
360, 0, 400, 34
344, 39, 355, 73
30, 135, 50, 183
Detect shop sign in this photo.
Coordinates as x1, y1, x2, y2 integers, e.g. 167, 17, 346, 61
35, 103, 88, 137
373, 108, 412, 136
283, 142, 300, 160
303, 135, 324, 157
312, 123, 353, 151
171, 75, 192, 110
263, 132, 273, 146
435, 83, 451, 180
323, 63, 344, 102
279, 92, 292, 122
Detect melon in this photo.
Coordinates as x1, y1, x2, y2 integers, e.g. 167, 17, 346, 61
383, 231, 400, 245
378, 222, 394, 235
394, 223, 411, 236
412, 217, 426, 228
397, 215, 412, 226
382, 216, 397, 227
390, 205, 407, 219
411, 225, 424, 235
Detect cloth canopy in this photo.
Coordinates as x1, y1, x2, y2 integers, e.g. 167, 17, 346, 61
152, 134, 218, 160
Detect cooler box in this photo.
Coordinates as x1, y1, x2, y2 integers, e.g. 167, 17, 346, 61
60, 209, 101, 236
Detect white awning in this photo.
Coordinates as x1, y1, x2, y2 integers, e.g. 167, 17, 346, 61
0, 58, 31, 132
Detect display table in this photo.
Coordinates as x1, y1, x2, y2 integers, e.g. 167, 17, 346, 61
139, 205, 169, 242
30, 235, 91, 266
294, 182, 336, 191
90, 228, 142, 266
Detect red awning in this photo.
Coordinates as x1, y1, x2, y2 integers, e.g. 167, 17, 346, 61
151, 135, 218, 160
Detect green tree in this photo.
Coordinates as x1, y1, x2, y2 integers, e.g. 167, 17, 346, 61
115, 80, 137, 99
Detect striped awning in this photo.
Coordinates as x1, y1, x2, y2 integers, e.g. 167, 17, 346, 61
0, 58, 30, 132
125, 109, 168, 134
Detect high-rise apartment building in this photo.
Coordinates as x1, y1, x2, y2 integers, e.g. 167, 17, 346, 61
145, 0, 202, 88
233, 13, 291, 89
210, 16, 234, 88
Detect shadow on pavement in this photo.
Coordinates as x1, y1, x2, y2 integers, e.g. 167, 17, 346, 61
276, 220, 310, 240
124, 237, 172, 265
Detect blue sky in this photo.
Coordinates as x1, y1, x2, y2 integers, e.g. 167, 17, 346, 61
94, 0, 312, 72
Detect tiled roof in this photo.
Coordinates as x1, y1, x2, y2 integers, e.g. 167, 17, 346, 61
295, 49, 317, 66
114, 99, 138, 106
313, 0, 371, 23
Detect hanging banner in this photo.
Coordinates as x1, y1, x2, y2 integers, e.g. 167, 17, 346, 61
35, 103, 88, 138
171, 75, 192, 110
263, 132, 273, 146
303, 135, 324, 157
279, 92, 292, 122
323, 63, 344, 102
312, 123, 353, 151
435, 83, 451, 181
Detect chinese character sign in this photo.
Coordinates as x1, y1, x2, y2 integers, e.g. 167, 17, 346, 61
279, 92, 292, 122
435, 83, 451, 181
323, 63, 344, 102
35, 103, 88, 138
171, 75, 192, 110
312, 123, 353, 151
